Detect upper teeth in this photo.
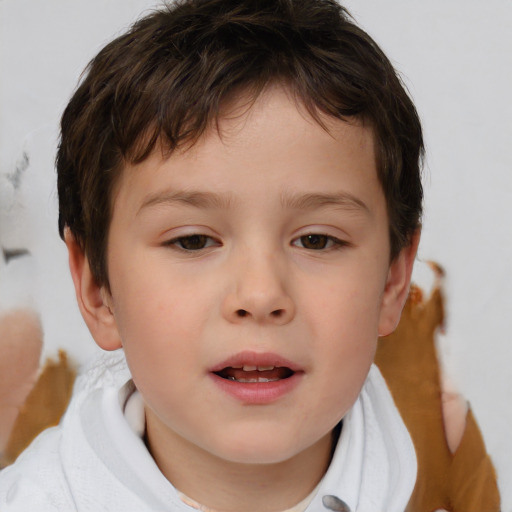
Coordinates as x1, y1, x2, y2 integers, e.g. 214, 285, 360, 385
242, 365, 275, 371
228, 376, 279, 383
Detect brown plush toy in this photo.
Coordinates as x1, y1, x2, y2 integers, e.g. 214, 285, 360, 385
0, 309, 43, 465
0, 310, 75, 469
375, 264, 500, 511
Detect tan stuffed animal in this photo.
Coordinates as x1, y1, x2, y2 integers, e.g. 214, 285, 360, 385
375, 264, 500, 511
0, 309, 75, 468
0, 309, 42, 462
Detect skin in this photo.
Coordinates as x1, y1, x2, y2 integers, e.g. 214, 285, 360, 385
66, 86, 418, 512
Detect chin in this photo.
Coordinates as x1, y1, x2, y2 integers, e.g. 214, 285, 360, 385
206, 431, 315, 466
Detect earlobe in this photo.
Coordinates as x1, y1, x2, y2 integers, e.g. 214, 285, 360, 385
64, 228, 122, 351
378, 230, 420, 337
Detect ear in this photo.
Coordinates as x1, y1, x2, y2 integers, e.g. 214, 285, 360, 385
378, 230, 420, 337
64, 229, 122, 351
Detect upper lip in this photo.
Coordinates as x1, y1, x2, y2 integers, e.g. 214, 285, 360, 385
210, 351, 302, 373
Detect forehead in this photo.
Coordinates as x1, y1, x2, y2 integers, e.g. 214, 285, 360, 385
214, 84, 375, 155
113, 85, 379, 211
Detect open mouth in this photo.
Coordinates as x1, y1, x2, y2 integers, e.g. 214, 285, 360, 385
210, 354, 302, 402
214, 365, 295, 383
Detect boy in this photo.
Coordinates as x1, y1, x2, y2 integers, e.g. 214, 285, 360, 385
0, 0, 423, 510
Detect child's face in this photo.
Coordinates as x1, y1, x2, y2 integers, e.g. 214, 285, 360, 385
76, 86, 413, 469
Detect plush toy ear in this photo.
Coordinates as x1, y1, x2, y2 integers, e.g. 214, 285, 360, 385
378, 230, 420, 337
64, 229, 122, 351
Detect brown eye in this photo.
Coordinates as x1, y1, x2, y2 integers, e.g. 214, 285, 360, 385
292, 234, 346, 251
176, 235, 209, 250
299, 234, 329, 250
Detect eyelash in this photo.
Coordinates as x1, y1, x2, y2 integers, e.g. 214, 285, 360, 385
165, 234, 220, 251
291, 234, 347, 251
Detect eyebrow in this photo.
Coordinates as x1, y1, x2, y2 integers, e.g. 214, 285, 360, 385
280, 192, 370, 214
138, 190, 234, 214
137, 189, 369, 215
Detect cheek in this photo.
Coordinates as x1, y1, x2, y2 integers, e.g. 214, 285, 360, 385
299, 272, 382, 412
117, 295, 202, 416
302, 271, 384, 340
113, 261, 215, 334
314, 330, 377, 430
111, 263, 223, 384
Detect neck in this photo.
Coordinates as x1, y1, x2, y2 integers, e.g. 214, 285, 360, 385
145, 411, 334, 512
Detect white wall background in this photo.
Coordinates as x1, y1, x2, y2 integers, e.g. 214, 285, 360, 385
1, 0, 511, 506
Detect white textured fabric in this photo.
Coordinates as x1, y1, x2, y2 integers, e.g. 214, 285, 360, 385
0, 350, 416, 512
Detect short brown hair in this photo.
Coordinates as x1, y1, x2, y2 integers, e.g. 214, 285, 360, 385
57, 0, 423, 288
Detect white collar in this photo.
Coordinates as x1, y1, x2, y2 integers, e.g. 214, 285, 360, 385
307, 365, 417, 512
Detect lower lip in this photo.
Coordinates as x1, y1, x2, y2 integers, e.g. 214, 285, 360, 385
209, 372, 303, 404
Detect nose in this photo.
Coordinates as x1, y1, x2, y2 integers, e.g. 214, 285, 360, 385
222, 249, 295, 326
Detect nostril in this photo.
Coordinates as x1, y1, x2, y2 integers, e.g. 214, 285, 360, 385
234, 309, 287, 319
